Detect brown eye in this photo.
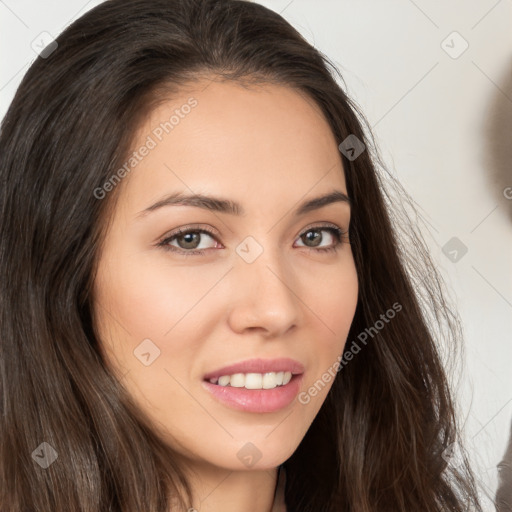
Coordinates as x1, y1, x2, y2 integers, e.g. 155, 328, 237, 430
158, 228, 220, 254
295, 226, 345, 252
300, 230, 323, 247
174, 232, 202, 250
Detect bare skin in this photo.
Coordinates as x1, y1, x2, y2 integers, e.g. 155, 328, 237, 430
92, 77, 359, 512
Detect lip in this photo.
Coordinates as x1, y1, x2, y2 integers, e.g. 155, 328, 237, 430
202, 373, 304, 413
202, 357, 305, 381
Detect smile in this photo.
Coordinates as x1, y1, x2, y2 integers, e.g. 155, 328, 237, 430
207, 371, 293, 389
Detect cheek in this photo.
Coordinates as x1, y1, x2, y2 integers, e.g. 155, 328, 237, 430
92, 253, 222, 435
93, 249, 224, 372
297, 257, 358, 403
302, 255, 359, 337
322, 274, 358, 332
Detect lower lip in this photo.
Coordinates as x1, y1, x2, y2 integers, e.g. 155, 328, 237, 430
201, 374, 303, 413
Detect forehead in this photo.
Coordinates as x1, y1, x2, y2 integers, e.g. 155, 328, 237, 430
118, 79, 347, 213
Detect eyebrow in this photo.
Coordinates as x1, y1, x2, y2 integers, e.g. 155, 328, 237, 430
135, 189, 351, 219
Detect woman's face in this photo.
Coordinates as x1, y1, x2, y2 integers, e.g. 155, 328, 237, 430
92, 78, 359, 472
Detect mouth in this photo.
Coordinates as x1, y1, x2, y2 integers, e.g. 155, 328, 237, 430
201, 358, 305, 412
204, 370, 296, 390
201, 372, 304, 413
202, 357, 304, 385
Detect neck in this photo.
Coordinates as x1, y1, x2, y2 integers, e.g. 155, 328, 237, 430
177, 461, 281, 512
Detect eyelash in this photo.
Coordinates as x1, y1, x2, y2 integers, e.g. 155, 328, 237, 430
156, 223, 349, 257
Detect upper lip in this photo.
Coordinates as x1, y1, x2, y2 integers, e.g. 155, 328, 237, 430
203, 358, 305, 380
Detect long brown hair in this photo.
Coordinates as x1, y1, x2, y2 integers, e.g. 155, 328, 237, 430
0, 0, 483, 510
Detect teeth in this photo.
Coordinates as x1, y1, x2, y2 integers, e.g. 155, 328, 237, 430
208, 371, 293, 389
217, 375, 230, 386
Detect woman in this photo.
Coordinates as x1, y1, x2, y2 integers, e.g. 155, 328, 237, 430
0, 0, 483, 510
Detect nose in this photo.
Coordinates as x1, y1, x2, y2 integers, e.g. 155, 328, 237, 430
226, 245, 301, 338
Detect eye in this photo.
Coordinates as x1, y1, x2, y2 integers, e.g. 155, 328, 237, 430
157, 226, 220, 256
294, 225, 347, 253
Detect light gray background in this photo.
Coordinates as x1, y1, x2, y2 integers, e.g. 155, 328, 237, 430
1, 1, 511, 509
